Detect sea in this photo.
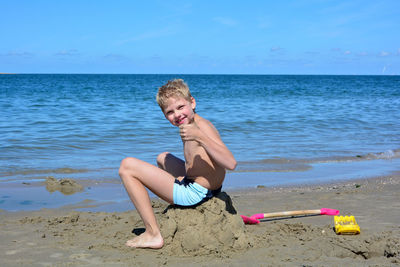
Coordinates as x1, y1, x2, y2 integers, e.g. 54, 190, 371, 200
1, 74, 400, 211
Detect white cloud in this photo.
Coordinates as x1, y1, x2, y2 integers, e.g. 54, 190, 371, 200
379, 51, 390, 57
1, 51, 34, 57
344, 50, 351, 55
103, 53, 129, 62
305, 51, 319, 55
270, 46, 283, 52
55, 49, 80, 56
213, 17, 237, 26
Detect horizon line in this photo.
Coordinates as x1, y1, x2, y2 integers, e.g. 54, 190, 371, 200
1, 73, 399, 76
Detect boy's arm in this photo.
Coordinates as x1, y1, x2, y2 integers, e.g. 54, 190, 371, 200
179, 120, 237, 170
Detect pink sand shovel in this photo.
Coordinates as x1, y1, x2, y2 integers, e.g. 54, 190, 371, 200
241, 208, 340, 224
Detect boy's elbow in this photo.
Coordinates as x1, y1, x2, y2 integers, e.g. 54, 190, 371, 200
227, 159, 237, 171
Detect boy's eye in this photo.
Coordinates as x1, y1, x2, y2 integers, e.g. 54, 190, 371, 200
178, 105, 184, 109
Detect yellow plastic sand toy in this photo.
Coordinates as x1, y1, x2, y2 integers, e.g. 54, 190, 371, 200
334, 215, 360, 235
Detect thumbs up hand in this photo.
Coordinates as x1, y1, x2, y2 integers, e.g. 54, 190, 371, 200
179, 121, 201, 142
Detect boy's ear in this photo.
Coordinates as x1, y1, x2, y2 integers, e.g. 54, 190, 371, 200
190, 97, 196, 111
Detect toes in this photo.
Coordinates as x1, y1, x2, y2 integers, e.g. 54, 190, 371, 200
126, 239, 139, 248
125, 233, 164, 249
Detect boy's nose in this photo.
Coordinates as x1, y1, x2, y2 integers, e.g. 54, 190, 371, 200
174, 110, 182, 117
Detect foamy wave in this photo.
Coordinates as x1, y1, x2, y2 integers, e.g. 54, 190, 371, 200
233, 148, 400, 172
0, 167, 89, 177
311, 149, 400, 163
364, 149, 400, 160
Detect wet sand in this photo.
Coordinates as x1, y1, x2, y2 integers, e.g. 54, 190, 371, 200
0, 174, 399, 266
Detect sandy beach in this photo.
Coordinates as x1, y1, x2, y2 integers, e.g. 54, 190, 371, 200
1, 174, 399, 266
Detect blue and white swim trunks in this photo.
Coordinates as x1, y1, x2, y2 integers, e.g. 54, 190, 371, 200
173, 177, 221, 206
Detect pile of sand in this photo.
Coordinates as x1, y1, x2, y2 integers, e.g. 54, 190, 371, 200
159, 192, 252, 256
44, 176, 84, 195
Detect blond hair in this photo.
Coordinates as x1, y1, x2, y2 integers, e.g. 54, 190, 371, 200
156, 79, 192, 110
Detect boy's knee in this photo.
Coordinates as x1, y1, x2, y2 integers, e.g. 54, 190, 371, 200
156, 152, 170, 166
119, 157, 138, 176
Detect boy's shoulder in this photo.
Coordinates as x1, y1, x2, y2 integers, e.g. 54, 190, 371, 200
195, 114, 212, 126
195, 114, 219, 135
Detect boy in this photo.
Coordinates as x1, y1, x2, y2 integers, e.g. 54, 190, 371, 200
119, 79, 237, 249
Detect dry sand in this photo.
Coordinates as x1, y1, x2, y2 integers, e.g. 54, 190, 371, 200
0, 174, 399, 266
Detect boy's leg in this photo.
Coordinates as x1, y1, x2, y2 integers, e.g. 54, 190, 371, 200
157, 152, 185, 178
119, 157, 176, 248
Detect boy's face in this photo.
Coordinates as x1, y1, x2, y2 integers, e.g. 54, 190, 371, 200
162, 96, 196, 126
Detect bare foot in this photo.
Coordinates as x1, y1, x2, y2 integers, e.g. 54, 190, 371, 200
126, 231, 164, 249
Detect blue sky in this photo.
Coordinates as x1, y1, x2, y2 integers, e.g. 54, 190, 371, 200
1, 0, 399, 74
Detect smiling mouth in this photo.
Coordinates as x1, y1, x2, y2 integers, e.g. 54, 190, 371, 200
176, 117, 186, 125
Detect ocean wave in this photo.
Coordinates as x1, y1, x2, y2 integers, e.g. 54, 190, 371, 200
234, 160, 312, 173
364, 149, 400, 160
0, 167, 89, 177
233, 148, 400, 173
314, 149, 400, 162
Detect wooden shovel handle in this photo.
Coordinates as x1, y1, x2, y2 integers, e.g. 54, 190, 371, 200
254, 209, 322, 219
